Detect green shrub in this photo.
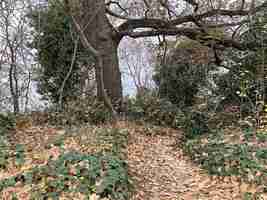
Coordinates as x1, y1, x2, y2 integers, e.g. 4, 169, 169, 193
183, 111, 210, 139
256, 131, 267, 142
0, 136, 10, 169
184, 133, 267, 184
0, 136, 25, 169
0, 113, 15, 135
153, 62, 210, 107
46, 97, 112, 126
29, 2, 93, 104
14, 144, 25, 166
126, 93, 185, 128
214, 68, 257, 107
0, 151, 131, 200
0, 127, 131, 199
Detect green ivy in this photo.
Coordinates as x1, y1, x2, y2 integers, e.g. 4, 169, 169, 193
0, 136, 9, 169
0, 125, 130, 199
0, 151, 130, 199
14, 144, 25, 166
183, 111, 209, 139
0, 113, 15, 136
184, 133, 267, 184
256, 131, 267, 142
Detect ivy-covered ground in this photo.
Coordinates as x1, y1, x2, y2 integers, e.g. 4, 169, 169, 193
1, 115, 267, 200
0, 119, 130, 200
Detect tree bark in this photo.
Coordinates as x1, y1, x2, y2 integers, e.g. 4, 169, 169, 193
8, 45, 19, 114
9, 63, 19, 114
68, 0, 122, 106
98, 39, 122, 107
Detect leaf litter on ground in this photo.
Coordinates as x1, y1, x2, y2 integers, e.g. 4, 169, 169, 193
0, 121, 267, 199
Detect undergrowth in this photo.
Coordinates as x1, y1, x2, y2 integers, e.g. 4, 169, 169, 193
0, 127, 131, 200
183, 130, 267, 186
0, 152, 130, 200
126, 94, 184, 128
0, 113, 24, 169
0, 113, 15, 135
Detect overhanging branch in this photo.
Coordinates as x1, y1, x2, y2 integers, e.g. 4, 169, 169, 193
117, 1, 267, 33
122, 27, 260, 52
115, 0, 267, 52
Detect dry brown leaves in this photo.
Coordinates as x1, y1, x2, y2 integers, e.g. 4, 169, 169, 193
0, 125, 63, 199
125, 123, 267, 200
0, 123, 123, 199
1, 121, 267, 200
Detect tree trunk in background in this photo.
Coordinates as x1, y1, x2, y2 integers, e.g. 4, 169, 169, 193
8, 45, 19, 114
9, 64, 19, 114
69, 0, 123, 105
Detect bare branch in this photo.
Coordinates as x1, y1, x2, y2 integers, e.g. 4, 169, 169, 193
184, 0, 199, 12
118, 0, 267, 33
58, 38, 79, 110
106, 8, 130, 20
159, 0, 177, 18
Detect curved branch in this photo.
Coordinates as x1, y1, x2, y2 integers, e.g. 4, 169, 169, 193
117, 1, 267, 33
58, 38, 78, 110
122, 27, 260, 52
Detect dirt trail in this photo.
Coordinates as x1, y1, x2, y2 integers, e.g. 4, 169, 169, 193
127, 129, 245, 200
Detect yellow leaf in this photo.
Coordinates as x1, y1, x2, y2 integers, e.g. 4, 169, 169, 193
240, 182, 249, 193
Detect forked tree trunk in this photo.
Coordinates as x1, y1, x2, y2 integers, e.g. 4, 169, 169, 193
67, 0, 123, 106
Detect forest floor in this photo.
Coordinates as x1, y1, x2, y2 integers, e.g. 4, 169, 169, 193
0, 121, 266, 199
126, 123, 261, 200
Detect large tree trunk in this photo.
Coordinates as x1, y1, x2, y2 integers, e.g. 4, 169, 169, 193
69, 0, 123, 105
96, 37, 122, 105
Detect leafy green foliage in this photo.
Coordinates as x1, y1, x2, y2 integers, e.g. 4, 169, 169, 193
0, 151, 130, 200
29, 2, 92, 104
256, 131, 267, 142
242, 192, 267, 200
0, 127, 131, 199
14, 144, 25, 166
183, 111, 210, 139
215, 12, 267, 107
242, 128, 255, 141
0, 136, 25, 169
153, 62, 209, 107
0, 136, 10, 169
184, 132, 267, 185
11, 193, 18, 200
0, 113, 15, 136
214, 69, 257, 109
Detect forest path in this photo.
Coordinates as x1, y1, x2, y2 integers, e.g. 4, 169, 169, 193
126, 126, 244, 200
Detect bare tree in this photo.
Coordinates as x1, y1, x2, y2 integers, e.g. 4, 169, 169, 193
119, 38, 155, 95
0, 0, 34, 113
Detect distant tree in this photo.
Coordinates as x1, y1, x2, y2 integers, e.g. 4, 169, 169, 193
0, 0, 32, 113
